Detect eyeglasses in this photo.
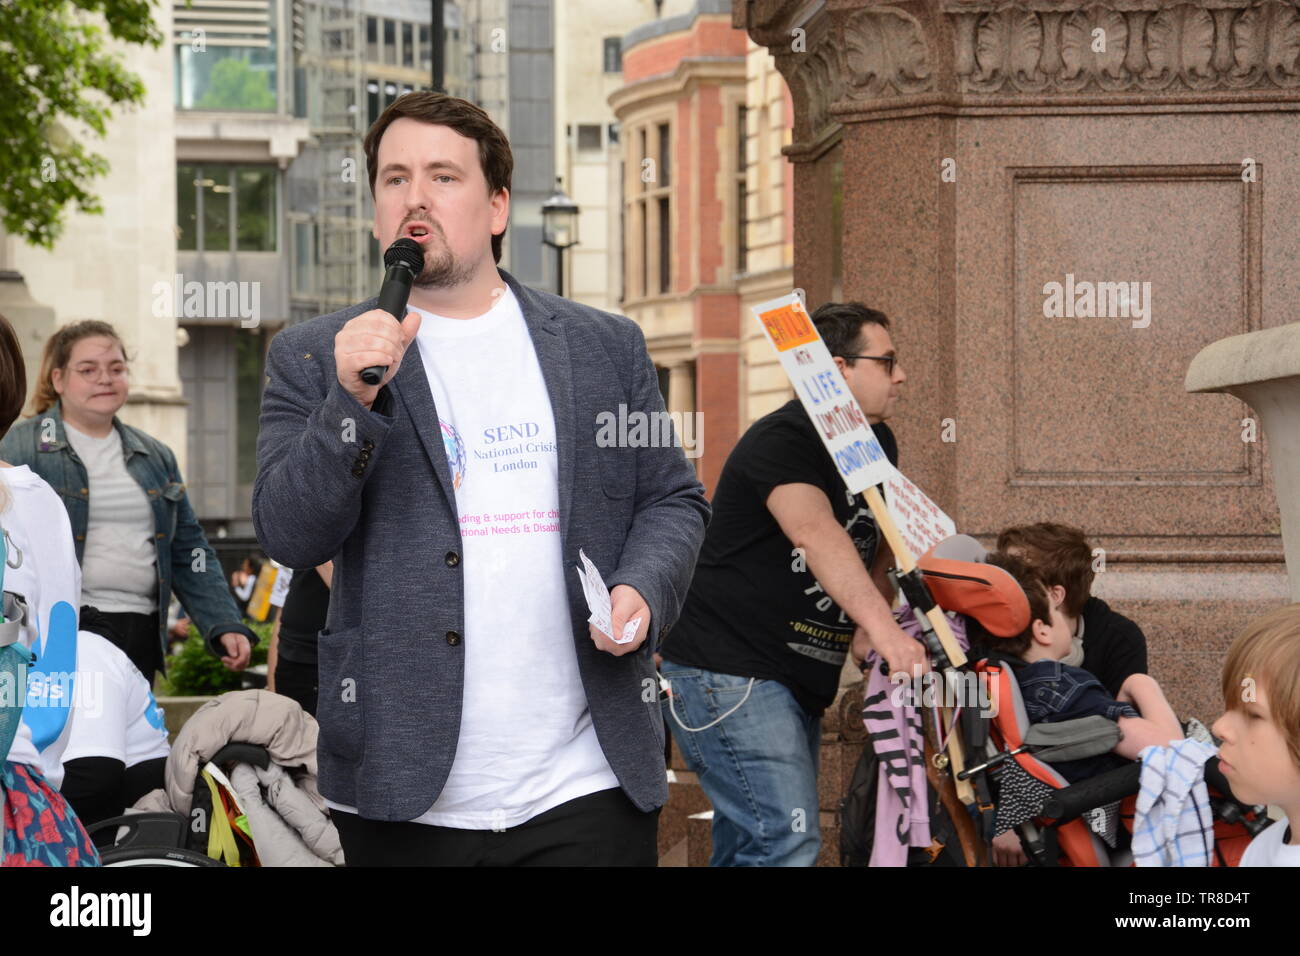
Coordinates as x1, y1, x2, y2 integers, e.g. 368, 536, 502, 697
67, 364, 129, 382
839, 354, 898, 375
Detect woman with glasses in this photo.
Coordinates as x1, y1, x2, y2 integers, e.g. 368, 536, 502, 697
0, 321, 256, 684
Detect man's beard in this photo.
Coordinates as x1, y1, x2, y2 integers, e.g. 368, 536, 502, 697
403, 225, 476, 289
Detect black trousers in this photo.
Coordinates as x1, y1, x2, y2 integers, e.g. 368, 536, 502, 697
273, 656, 318, 717
92, 610, 162, 683
332, 787, 660, 867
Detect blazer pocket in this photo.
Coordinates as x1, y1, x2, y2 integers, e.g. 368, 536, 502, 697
315, 625, 364, 761
595, 448, 636, 500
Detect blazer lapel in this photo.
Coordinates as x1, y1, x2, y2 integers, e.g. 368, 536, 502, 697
390, 335, 459, 519
501, 269, 575, 542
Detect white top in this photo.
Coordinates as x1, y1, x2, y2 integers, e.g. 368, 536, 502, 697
1241, 816, 1300, 867
34, 629, 171, 791
325, 285, 618, 829
62, 421, 158, 613
1, 465, 82, 768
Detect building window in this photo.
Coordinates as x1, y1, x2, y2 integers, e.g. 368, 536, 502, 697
177, 164, 278, 252
402, 22, 414, 68
292, 221, 313, 295
367, 79, 380, 126
625, 120, 672, 299
236, 167, 277, 251
367, 17, 379, 62
173, 0, 277, 111
658, 196, 670, 294
577, 124, 602, 152
657, 123, 671, 188
384, 19, 396, 64
608, 122, 620, 145
737, 104, 748, 275
603, 37, 622, 73
174, 46, 277, 111
419, 24, 431, 72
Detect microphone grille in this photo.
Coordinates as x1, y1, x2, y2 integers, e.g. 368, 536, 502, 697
384, 237, 425, 274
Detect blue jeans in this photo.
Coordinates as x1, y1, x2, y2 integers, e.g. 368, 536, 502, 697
659, 659, 821, 866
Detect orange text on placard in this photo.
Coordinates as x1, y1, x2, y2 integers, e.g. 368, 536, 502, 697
759, 304, 819, 351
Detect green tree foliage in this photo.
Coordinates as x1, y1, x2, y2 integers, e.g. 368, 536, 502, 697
0, 1, 162, 248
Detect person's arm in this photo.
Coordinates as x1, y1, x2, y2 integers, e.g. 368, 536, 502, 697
164, 449, 257, 662
252, 318, 404, 571
766, 483, 925, 679
316, 561, 333, 589
1113, 673, 1183, 759
602, 327, 710, 655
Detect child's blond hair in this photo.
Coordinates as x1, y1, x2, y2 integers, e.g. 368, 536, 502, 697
1221, 603, 1300, 772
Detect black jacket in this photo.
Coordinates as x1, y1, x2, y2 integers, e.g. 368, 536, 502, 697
1079, 596, 1149, 697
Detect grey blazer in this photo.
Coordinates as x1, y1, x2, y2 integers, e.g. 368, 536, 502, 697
252, 267, 709, 820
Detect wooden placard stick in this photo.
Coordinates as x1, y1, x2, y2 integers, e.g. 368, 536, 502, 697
862, 485, 975, 805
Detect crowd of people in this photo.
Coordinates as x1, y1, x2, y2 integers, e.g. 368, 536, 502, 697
2, 90, 1296, 870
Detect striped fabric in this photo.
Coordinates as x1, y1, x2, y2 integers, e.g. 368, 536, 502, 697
861, 603, 969, 866
1132, 738, 1217, 867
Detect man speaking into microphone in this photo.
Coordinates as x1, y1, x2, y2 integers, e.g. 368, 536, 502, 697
253, 92, 708, 866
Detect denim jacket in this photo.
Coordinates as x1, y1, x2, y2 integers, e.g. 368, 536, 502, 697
0, 400, 257, 664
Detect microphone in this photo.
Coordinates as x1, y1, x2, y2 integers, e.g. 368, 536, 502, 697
361, 237, 426, 386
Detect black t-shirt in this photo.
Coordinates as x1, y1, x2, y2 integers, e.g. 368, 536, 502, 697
277, 567, 330, 664
663, 399, 899, 717
1079, 596, 1148, 698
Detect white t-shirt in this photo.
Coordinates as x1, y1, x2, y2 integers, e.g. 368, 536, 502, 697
1241, 816, 1300, 867
326, 285, 618, 829
62, 422, 158, 613
1, 465, 82, 768
33, 629, 171, 791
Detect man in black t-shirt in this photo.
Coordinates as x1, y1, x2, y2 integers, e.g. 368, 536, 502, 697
661, 302, 925, 866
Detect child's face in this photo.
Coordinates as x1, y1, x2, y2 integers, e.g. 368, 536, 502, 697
1211, 683, 1300, 808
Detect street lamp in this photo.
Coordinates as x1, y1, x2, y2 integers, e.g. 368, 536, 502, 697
541, 177, 579, 298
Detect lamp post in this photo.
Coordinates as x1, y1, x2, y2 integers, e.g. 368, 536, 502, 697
541, 177, 579, 298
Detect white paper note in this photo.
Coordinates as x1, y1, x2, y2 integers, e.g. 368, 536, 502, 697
575, 549, 641, 644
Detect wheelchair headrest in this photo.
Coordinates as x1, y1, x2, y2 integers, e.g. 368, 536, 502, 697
917, 537, 1030, 639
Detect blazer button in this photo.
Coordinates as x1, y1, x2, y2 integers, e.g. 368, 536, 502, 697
445, 551, 460, 568
351, 465, 365, 478
359, 450, 371, 461
362, 439, 375, 450
446, 630, 461, 646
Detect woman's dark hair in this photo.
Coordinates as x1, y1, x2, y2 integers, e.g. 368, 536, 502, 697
997, 522, 1095, 618
0, 313, 25, 439
810, 302, 891, 365
33, 320, 128, 415
363, 91, 513, 264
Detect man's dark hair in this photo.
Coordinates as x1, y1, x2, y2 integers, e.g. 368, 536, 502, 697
363, 92, 513, 264
810, 301, 891, 365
